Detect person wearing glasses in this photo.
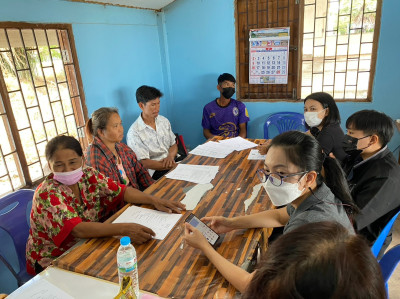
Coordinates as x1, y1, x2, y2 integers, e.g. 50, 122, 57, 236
183, 131, 357, 293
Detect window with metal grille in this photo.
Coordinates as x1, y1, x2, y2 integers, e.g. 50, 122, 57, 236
236, 0, 381, 102
236, 0, 300, 101
300, 0, 380, 101
0, 23, 88, 197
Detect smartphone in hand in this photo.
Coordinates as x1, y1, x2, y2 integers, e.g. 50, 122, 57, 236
185, 213, 219, 246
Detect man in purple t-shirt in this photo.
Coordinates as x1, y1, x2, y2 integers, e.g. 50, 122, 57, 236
202, 73, 250, 139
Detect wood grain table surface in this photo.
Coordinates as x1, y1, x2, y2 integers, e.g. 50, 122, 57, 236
53, 138, 273, 298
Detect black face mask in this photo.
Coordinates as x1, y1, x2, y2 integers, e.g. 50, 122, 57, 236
222, 87, 235, 99
342, 134, 371, 157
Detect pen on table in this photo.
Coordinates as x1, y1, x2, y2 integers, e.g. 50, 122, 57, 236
178, 224, 184, 250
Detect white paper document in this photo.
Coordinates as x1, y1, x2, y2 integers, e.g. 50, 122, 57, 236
247, 149, 266, 160
182, 183, 214, 210
190, 141, 234, 158
165, 164, 219, 184
218, 137, 258, 151
189, 137, 257, 158
7, 279, 74, 299
113, 206, 182, 240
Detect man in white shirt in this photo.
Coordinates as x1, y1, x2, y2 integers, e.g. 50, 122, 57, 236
127, 85, 178, 180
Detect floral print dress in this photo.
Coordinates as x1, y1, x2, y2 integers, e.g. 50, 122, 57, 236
26, 167, 126, 275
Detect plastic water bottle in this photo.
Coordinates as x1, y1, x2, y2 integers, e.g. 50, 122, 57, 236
117, 236, 139, 299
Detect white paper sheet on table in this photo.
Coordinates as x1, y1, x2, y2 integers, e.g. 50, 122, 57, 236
189, 141, 234, 158
7, 279, 74, 299
182, 183, 214, 210
113, 206, 182, 240
218, 137, 258, 151
165, 164, 219, 184
244, 183, 264, 212
247, 149, 266, 160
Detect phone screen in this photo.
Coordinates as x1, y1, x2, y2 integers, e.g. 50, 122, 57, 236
185, 213, 219, 246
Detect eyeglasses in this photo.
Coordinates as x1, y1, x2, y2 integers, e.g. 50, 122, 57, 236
256, 169, 307, 186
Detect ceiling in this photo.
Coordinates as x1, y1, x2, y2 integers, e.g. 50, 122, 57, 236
66, 0, 176, 11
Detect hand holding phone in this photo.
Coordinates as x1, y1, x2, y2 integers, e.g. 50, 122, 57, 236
185, 213, 219, 246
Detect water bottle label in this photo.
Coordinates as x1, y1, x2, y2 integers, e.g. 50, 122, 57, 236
118, 257, 137, 273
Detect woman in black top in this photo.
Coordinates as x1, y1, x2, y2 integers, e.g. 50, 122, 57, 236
304, 92, 347, 162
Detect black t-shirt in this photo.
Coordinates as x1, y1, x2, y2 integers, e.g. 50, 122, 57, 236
311, 123, 347, 162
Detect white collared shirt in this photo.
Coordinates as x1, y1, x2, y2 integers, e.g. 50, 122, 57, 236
127, 114, 176, 163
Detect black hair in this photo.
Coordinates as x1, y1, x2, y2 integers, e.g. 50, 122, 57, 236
217, 73, 236, 85
136, 85, 163, 104
45, 135, 83, 161
85, 107, 119, 141
243, 221, 386, 299
346, 110, 394, 147
269, 131, 358, 214
304, 92, 341, 127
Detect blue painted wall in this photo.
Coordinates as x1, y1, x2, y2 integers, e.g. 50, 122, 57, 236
162, 0, 400, 155
0, 0, 168, 141
160, 0, 236, 149
0, 0, 168, 293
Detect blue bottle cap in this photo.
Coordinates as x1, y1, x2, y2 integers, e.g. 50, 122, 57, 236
120, 236, 131, 246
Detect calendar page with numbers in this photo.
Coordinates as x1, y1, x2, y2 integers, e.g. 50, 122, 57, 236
249, 27, 290, 85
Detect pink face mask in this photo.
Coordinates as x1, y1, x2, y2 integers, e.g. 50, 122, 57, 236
53, 167, 83, 185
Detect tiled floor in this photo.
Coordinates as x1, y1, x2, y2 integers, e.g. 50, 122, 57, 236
388, 217, 400, 298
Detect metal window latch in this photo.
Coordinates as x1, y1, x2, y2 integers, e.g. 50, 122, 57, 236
78, 127, 85, 138
292, 88, 297, 101
62, 49, 70, 63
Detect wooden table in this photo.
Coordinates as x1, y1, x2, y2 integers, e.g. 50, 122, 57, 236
53, 138, 273, 298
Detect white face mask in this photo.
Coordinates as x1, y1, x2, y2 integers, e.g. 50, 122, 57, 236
263, 175, 306, 206
304, 109, 325, 127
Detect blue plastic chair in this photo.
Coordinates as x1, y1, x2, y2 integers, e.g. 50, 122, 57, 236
372, 211, 400, 258
264, 112, 306, 139
0, 189, 35, 287
379, 244, 400, 297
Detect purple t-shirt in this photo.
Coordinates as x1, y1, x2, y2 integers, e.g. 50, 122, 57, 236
202, 99, 250, 137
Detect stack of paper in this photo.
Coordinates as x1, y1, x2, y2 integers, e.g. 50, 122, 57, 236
189, 141, 234, 158
189, 137, 258, 159
218, 136, 258, 151
113, 206, 182, 240
165, 164, 219, 184
247, 149, 266, 160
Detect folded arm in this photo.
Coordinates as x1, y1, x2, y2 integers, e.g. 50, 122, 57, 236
123, 186, 185, 213
203, 128, 215, 139
71, 222, 155, 244
140, 144, 178, 171
239, 123, 247, 138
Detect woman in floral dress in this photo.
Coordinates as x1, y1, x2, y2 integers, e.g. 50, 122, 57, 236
26, 135, 184, 275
